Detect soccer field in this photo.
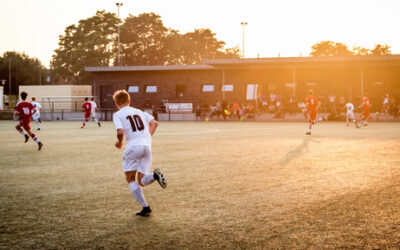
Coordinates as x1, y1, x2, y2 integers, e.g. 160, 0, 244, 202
1, 121, 400, 249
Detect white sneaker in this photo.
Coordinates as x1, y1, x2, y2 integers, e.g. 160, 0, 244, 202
154, 169, 167, 188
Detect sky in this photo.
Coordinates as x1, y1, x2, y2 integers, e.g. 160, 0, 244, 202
1, 0, 399, 68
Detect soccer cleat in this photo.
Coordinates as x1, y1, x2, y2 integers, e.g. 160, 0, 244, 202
38, 142, 43, 150
37, 128, 41, 131
80, 125, 84, 129
98, 122, 101, 127
153, 168, 167, 188
136, 206, 151, 216
306, 132, 311, 135
24, 134, 29, 143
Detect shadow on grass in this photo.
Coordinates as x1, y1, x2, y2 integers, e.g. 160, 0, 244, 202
280, 136, 322, 166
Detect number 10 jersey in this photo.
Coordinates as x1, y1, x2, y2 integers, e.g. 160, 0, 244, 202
113, 106, 154, 149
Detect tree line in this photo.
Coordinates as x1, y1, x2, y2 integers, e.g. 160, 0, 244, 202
0, 10, 394, 91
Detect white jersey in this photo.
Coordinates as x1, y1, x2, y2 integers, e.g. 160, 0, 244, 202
113, 106, 154, 149
31, 101, 42, 115
90, 101, 97, 113
345, 103, 354, 113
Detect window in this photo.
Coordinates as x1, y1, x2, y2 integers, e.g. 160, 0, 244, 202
222, 84, 234, 92
246, 84, 258, 100
202, 85, 214, 92
128, 86, 139, 93
145, 86, 157, 93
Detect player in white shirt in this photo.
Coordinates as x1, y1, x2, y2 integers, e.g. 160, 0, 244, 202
113, 90, 167, 217
344, 102, 358, 127
31, 97, 42, 130
89, 97, 101, 127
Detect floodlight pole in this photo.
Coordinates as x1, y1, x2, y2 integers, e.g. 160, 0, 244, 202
240, 22, 247, 58
9, 58, 11, 95
116, 3, 123, 66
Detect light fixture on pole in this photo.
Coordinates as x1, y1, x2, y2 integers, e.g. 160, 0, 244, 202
240, 22, 247, 58
116, 2, 123, 66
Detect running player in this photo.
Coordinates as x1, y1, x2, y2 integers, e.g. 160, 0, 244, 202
81, 97, 92, 128
113, 89, 167, 216
89, 97, 101, 127
305, 90, 321, 135
359, 94, 371, 126
31, 97, 42, 130
344, 102, 358, 127
14, 91, 43, 150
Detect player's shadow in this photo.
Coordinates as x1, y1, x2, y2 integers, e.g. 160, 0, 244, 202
280, 136, 320, 166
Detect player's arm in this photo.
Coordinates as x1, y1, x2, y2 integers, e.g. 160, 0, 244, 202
32, 108, 37, 115
316, 101, 321, 110
115, 129, 124, 149
149, 119, 158, 136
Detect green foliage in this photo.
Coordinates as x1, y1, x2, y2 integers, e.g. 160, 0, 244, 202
51, 10, 119, 84
0, 51, 46, 95
310, 41, 353, 57
311, 41, 392, 57
51, 11, 240, 79
119, 13, 240, 65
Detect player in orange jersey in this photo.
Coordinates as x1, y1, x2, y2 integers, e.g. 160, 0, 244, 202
305, 90, 321, 135
358, 94, 371, 126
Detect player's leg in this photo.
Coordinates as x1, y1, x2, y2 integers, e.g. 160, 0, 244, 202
91, 113, 101, 127
81, 115, 89, 128
124, 147, 151, 216
137, 147, 167, 188
306, 112, 315, 135
33, 113, 41, 130
15, 122, 29, 142
25, 125, 43, 150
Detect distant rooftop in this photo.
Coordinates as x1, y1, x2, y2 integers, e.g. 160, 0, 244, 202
85, 55, 400, 72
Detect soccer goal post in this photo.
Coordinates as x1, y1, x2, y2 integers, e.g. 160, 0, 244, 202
41, 96, 95, 121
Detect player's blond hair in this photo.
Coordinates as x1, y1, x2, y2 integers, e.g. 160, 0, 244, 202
113, 89, 130, 106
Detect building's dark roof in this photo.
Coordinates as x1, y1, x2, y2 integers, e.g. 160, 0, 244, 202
85, 64, 214, 72
204, 55, 400, 65
85, 55, 400, 73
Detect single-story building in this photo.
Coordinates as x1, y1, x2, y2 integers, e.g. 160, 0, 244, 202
85, 55, 400, 111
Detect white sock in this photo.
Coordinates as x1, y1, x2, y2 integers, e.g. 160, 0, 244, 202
129, 182, 148, 207
18, 129, 26, 136
36, 121, 41, 129
141, 173, 155, 186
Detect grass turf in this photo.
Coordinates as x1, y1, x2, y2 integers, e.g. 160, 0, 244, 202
0, 121, 400, 249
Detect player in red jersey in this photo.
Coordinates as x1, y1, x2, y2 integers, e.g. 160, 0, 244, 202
305, 90, 321, 135
81, 97, 92, 128
358, 94, 371, 126
14, 91, 43, 150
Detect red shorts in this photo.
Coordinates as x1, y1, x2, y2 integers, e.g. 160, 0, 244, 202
19, 118, 31, 130
84, 112, 91, 119
309, 111, 317, 123
362, 111, 370, 119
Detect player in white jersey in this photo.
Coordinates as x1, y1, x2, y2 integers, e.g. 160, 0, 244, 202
343, 102, 358, 127
31, 97, 42, 130
89, 97, 101, 127
113, 89, 167, 217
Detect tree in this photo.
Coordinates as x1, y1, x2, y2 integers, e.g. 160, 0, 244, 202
310, 41, 353, 57
0, 51, 46, 95
119, 14, 240, 65
119, 13, 170, 65
370, 44, 391, 55
52, 11, 119, 84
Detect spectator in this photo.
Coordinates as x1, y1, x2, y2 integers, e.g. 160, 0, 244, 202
329, 94, 336, 113
382, 93, 390, 114
195, 104, 201, 121
221, 100, 228, 121
389, 97, 398, 119
216, 101, 222, 120
233, 101, 241, 120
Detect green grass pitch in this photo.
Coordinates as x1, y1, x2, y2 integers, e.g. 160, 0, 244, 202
1, 121, 400, 249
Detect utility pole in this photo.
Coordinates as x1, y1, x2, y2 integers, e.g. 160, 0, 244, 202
8, 58, 11, 95
116, 3, 123, 66
240, 22, 247, 58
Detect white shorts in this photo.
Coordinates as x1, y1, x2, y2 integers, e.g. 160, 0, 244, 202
122, 145, 152, 173
346, 111, 354, 120
32, 112, 40, 121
